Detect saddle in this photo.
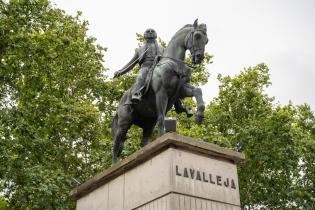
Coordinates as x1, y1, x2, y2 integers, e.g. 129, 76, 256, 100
142, 55, 161, 96
124, 56, 191, 105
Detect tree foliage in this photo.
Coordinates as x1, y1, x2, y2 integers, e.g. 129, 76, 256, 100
0, 1, 314, 209
207, 64, 315, 209
0, 0, 110, 208
177, 64, 315, 209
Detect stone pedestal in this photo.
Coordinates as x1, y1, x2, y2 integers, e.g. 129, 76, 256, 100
70, 133, 245, 210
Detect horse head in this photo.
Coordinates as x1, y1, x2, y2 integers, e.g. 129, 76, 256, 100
185, 19, 208, 64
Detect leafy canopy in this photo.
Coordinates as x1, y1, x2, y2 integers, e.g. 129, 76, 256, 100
0, 1, 314, 209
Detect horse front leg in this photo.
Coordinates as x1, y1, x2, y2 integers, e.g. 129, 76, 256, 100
180, 84, 205, 124
156, 89, 168, 136
140, 120, 155, 147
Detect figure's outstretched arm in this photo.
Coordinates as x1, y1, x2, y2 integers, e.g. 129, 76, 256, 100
114, 50, 139, 78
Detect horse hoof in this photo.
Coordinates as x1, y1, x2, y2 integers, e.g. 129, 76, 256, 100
187, 113, 193, 118
112, 157, 118, 165
195, 114, 204, 124
186, 110, 193, 118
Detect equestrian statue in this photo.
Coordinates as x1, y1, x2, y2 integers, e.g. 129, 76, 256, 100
114, 28, 193, 115
112, 19, 208, 163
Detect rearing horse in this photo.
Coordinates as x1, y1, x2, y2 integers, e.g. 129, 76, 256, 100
112, 19, 208, 163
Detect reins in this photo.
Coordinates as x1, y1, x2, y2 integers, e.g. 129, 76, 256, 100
159, 56, 197, 69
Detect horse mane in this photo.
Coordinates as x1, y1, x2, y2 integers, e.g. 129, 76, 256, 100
169, 23, 207, 43
175, 23, 207, 36
170, 24, 193, 41
181, 24, 193, 29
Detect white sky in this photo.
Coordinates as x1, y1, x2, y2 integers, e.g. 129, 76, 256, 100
52, 0, 315, 110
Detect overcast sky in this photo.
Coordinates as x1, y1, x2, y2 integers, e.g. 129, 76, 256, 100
52, 0, 315, 110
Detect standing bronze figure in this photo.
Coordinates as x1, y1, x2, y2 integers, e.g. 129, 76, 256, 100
112, 19, 208, 163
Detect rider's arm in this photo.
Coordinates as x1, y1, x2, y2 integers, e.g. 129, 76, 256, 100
114, 50, 139, 77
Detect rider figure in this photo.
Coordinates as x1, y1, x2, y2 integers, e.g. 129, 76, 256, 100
114, 28, 192, 117
114, 28, 163, 103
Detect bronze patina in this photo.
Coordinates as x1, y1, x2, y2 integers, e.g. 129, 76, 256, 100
112, 19, 208, 164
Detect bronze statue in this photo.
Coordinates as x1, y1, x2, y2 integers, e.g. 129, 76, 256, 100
112, 19, 208, 164
114, 28, 192, 115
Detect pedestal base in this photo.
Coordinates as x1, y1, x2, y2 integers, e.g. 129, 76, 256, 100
70, 133, 245, 210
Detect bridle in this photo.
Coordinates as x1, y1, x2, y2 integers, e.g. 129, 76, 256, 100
184, 27, 207, 53
159, 27, 207, 68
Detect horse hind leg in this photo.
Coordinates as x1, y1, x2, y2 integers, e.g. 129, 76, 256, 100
111, 113, 119, 163
111, 113, 118, 140
112, 122, 131, 164
112, 106, 132, 164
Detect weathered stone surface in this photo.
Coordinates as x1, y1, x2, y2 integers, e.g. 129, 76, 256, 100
171, 148, 240, 205
72, 133, 245, 210
123, 149, 172, 209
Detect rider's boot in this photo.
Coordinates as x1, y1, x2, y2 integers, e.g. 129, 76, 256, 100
131, 67, 148, 103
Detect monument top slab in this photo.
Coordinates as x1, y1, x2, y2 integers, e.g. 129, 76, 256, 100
70, 132, 245, 200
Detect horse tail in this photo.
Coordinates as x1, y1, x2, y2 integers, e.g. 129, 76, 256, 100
111, 113, 119, 141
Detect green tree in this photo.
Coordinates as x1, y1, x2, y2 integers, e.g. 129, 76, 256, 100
0, 0, 110, 208
0, 196, 8, 210
189, 64, 315, 209
1, 1, 314, 209
170, 63, 314, 209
